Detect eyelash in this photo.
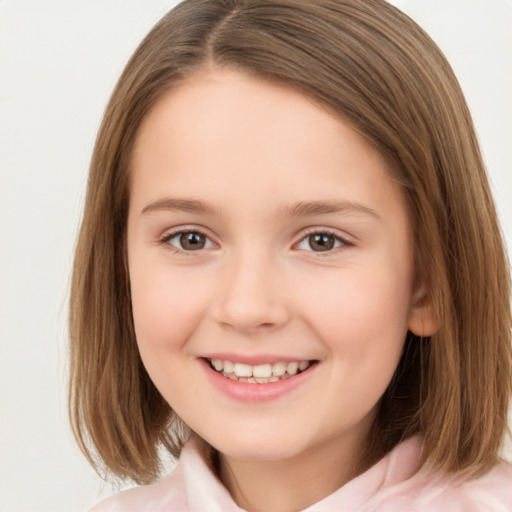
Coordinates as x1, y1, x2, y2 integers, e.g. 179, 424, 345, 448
158, 228, 353, 255
158, 228, 215, 254
297, 228, 353, 255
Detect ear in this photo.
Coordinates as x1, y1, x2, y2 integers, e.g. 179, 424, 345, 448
407, 281, 439, 337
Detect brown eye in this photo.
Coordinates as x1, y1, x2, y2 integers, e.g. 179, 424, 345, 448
308, 234, 335, 251
180, 232, 206, 250
166, 231, 213, 251
297, 232, 345, 253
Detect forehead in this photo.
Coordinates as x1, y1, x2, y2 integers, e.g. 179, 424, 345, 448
132, 69, 357, 167
129, 68, 407, 224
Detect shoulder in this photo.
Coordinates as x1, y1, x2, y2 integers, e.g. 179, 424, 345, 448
426, 462, 512, 511
86, 436, 238, 512
87, 466, 187, 512
370, 461, 512, 512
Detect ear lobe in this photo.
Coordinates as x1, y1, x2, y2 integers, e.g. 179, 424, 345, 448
407, 283, 440, 337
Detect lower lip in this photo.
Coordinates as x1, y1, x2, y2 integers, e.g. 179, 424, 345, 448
199, 359, 317, 402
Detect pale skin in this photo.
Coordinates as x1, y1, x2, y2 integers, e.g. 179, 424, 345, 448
127, 67, 438, 512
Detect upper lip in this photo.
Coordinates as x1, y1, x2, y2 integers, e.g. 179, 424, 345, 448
200, 353, 317, 366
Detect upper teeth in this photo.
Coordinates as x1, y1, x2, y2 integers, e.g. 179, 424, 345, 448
210, 359, 311, 378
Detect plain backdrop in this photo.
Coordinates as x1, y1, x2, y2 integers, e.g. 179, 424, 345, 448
1, 1, 511, 511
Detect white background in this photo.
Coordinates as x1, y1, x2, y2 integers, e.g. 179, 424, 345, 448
0, 1, 511, 511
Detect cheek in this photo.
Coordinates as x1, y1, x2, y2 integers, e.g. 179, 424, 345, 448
303, 260, 411, 332
300, 260, 412, 380
305, 273, 411, 430
129, 266, 208, 359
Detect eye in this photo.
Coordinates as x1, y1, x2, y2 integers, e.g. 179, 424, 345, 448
297, 232, 346, 252
164, 230, 214, 251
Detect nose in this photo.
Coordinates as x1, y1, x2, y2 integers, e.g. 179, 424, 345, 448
212, 251, 291, 334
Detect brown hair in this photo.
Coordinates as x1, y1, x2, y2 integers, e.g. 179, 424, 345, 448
69, 0, 511, 484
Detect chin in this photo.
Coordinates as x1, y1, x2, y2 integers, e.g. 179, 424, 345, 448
204, 429, 310, 463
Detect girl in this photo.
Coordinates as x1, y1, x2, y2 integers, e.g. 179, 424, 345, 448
69, 1, 512, 510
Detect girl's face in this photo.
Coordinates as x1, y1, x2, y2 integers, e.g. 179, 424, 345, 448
127, 68, 433, 467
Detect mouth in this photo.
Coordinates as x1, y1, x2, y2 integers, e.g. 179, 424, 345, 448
204, 357, 318, 384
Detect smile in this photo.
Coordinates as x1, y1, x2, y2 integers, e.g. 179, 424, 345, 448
206, 358, 316, 384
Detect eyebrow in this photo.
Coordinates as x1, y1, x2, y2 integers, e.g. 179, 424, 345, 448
141, 197, 379, 219
141, 198, 220, 216
280, 199, 380, 219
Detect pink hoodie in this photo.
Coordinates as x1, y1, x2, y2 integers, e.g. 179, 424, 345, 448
89, 436, 512, 511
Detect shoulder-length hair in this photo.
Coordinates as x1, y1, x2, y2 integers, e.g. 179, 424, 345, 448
69, 0, 511, 484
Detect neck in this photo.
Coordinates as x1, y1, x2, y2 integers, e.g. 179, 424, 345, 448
218, 433, 368, 512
